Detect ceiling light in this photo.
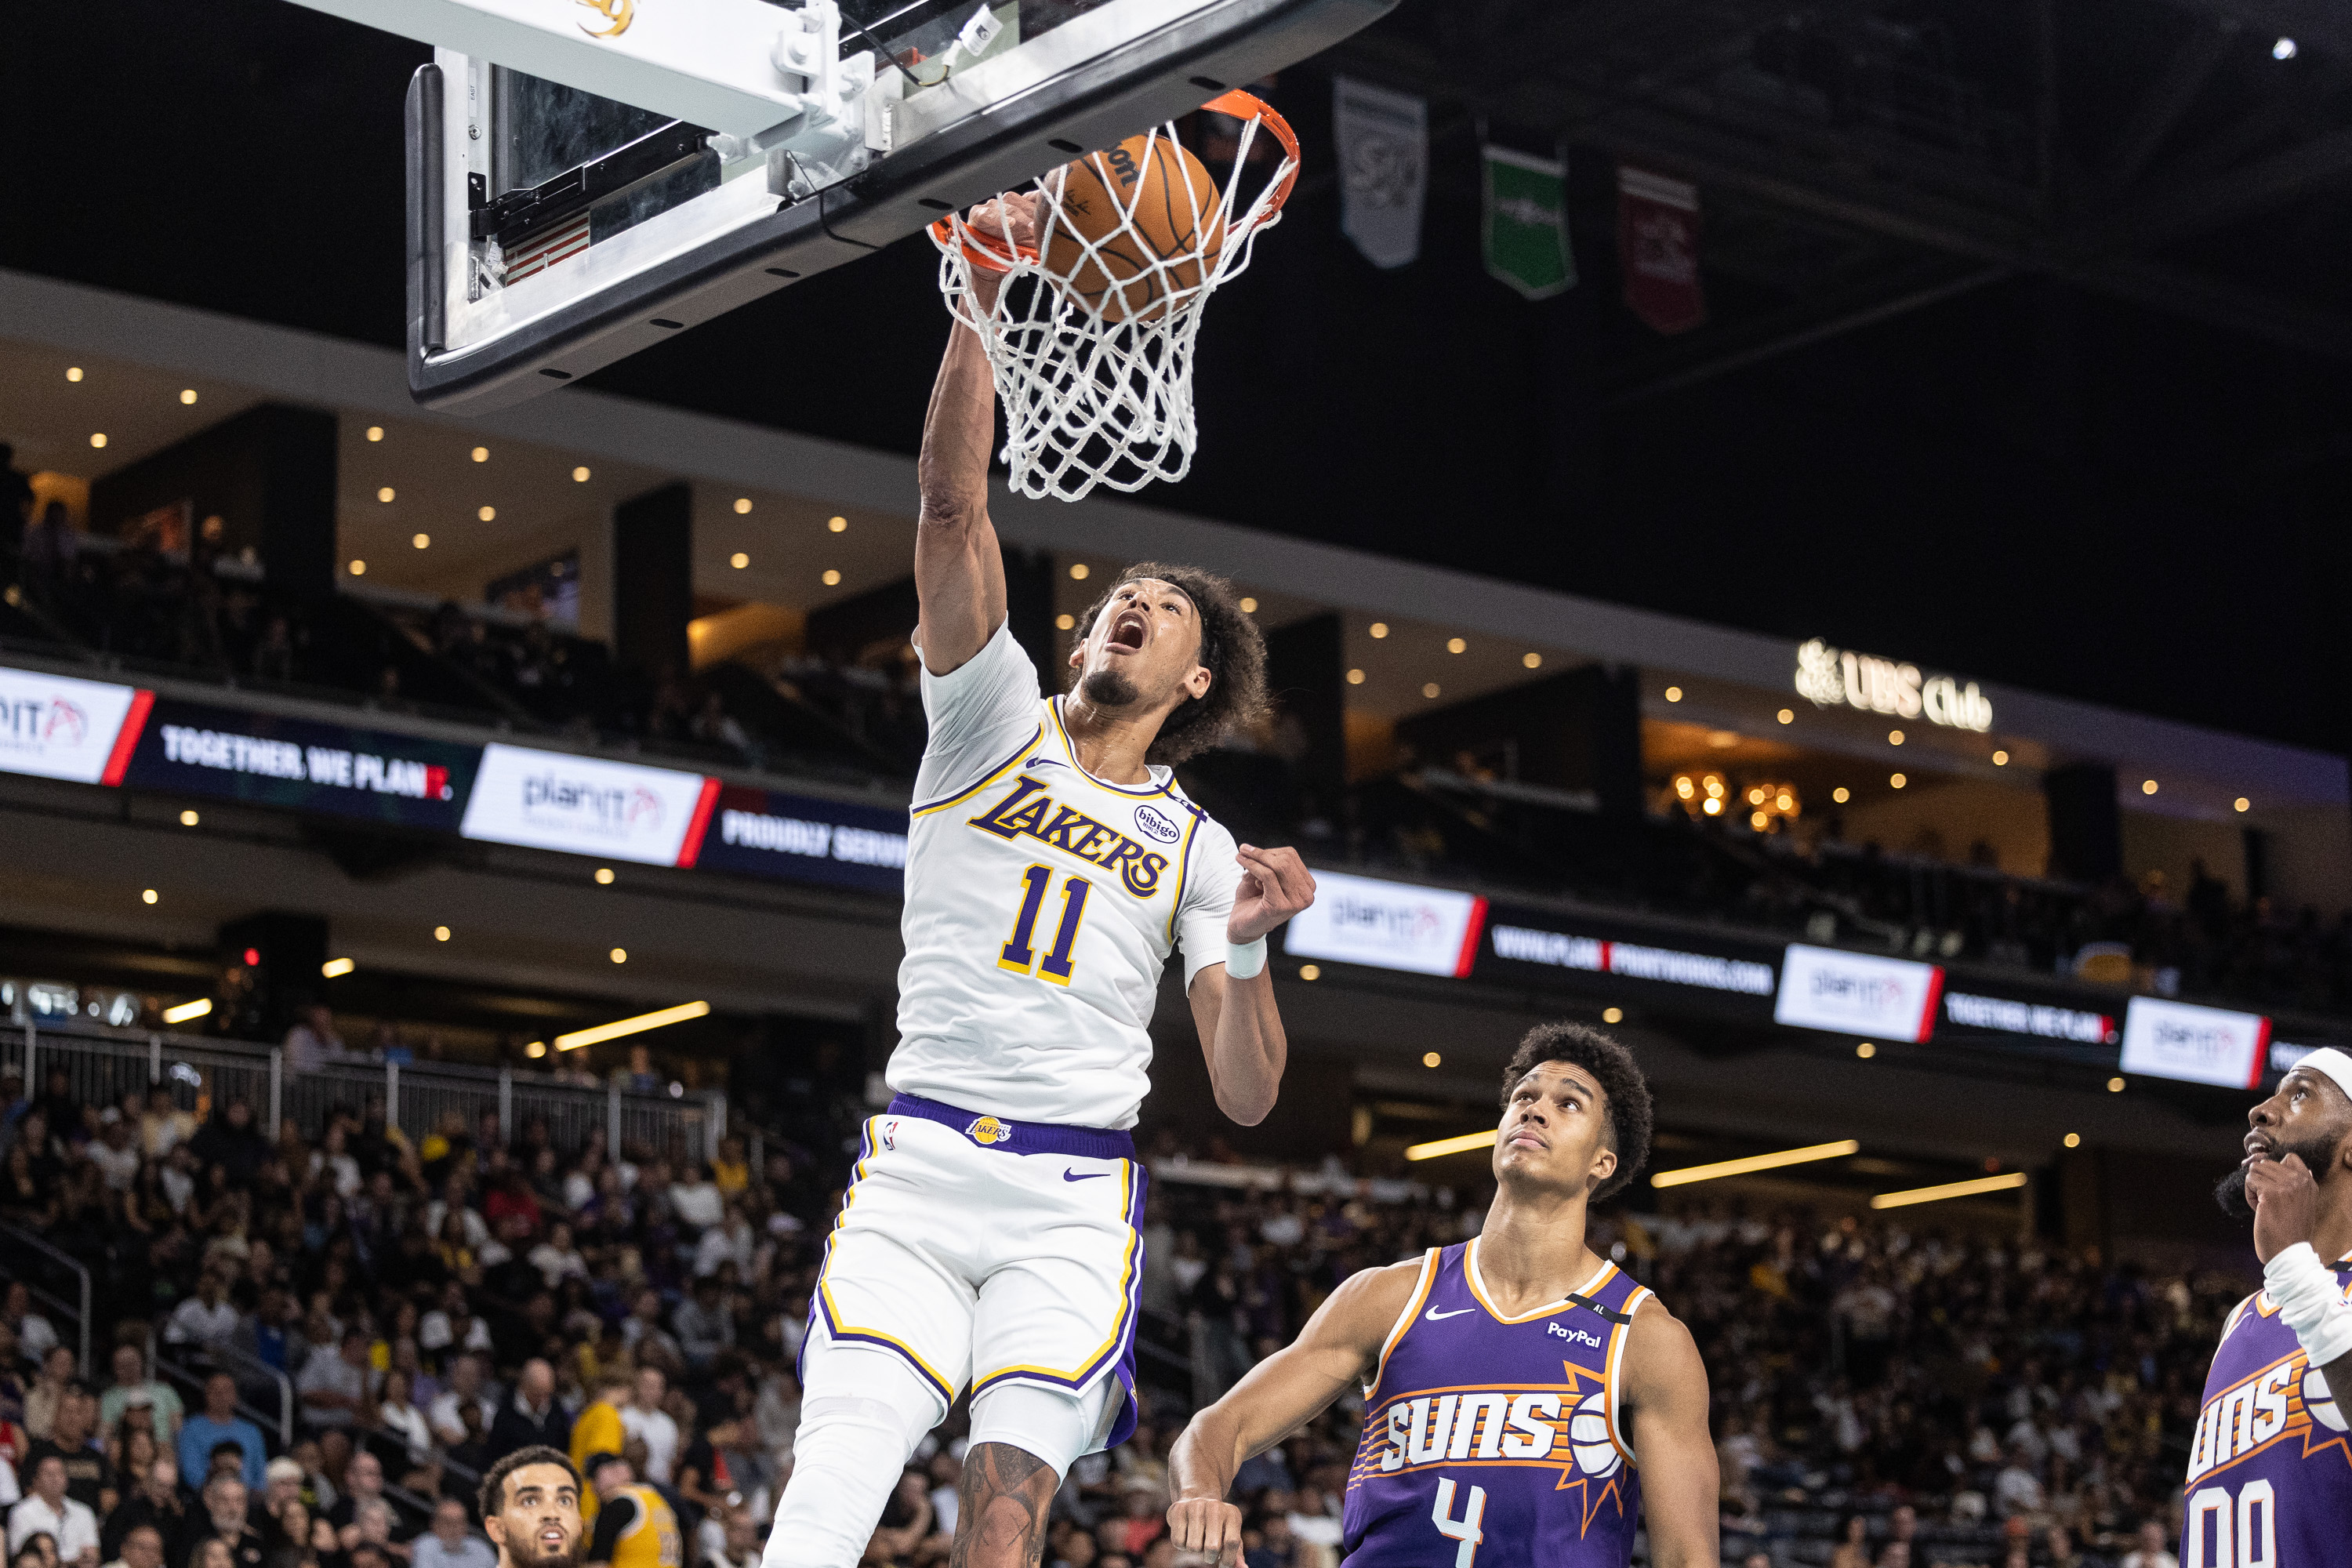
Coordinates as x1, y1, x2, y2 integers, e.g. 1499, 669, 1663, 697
524, 1041, 548, 1058
554, 999, 710, 1051
1055, 613, 1075, 630
2108, 1076, 2125, 1092
2063, 1133, 2081, 1149
1422, 682, 1440, 699
179, 389, 198, 405
1777, 709, 1793, 724
730, 552, 749, 568
377, 487, 395, 503
609, 947, 628, 964
1750, 810, 1769, 829
828, 516, 848, 532
1871, 1171, 2027, 1210
477, 506, 495, 521
1368, 622, 1388, 639
573, 466, 590, 481
1422, 1051, 1441, 1068
1856, 1042, 1876, 1059
593, 868, 617, 887
1991, 750, 2009, 765
1238, 597, 1257, 613
2142, 779, 2158, 795
178, 809, 199, 826
1346, 668, 1365, 684
2274, 36, 2297, 59
1446, 637, 1466, 654
2235, 797, 2251, 812
822, 569, 842, 586
348, 560, 367, 575
1702, 797, 1722, 815
321, 957, 356, 978
141, 888, 158, 905
162, 998, 212, 1025
1069, 562, 1089, 579
1664, 686, 1682, 702
365, 426, 383, 441
1650, 1138, 1861, 1189
412, 533, 430, 549
734, 498, 753, 514
1890, 773, 1907, 789
434, 925, 451, 942
1602, 1007, 1623, 1024
89, 433, 107, 448
65, 367, 83, 383
1405, 1129, 1494, 1161
1298, 964, 1320, 981
1832, 786, 1850, 803
1889, 729, 1904, 746
470, 446, 489, 463
1523, 652, 1541, 669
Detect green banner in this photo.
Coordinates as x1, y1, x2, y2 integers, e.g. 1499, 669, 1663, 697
1482, 146, 1574, 300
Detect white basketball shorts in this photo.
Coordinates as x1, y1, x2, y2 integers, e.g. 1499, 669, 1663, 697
804, 1092, 1148, 1450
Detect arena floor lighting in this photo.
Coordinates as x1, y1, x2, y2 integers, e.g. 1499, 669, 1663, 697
1869, 1171, 2028, 1210
161, 998, 212, 1025
1649, 1138, 1861, 1189
1404, 1129, 1498, 1161
553, 999, 710, 1051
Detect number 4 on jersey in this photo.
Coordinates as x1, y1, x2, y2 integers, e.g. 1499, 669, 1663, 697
1431, 1479, 1486, 1568
999, 863, 1092, 985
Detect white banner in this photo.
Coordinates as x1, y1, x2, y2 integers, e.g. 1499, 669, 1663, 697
0, 666, 147, 784
1283, 871, 1486, 978
2121, 997, 2270, 1089
1773, 943, 1944, 1043
459, 742, 716, 865
1334, 76, 1426, 270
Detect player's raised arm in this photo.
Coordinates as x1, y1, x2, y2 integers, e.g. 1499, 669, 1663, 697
914, 194, 1036, 676
1167, 1262, 1414, 1565
1618, 1301, 1719, 1568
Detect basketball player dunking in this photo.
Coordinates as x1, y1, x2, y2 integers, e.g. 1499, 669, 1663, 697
2194, 1047, 2352, 1563
763, 198, 1316, 1568
1167, 1025, 1719, 1568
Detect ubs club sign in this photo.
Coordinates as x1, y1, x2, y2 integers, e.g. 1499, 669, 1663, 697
1795, 638, 1993, 732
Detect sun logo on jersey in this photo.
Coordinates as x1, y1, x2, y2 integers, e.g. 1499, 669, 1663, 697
966, 1116, 1013, 1145
1352, 1362, 1631, 1537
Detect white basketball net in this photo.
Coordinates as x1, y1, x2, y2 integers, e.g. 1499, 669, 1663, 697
930, 93, 1300, 503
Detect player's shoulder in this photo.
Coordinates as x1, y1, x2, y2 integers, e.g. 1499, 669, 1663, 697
1316, 1250, 1442, 1348
1620, 1283, 1700, 1382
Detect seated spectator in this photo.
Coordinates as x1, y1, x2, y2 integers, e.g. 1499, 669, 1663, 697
406, 1501, 490, 1568
296, 1334, 370, 1434
176, 1380, 263, 1494
341, 1501, 407, 1567
9, 1457, 96, 1568
98, 1353, 181, 1441
20, 1355, 71, 1444
2120, 1522, 2177, 1568
616, 1374, 676, 1488
426, 1360, 492, 1453
200, 1477, 267, 1568
164, 1276, 238, 1356
671, 1283, 731, 1374
97, 1458, 183, 1568
485, 1363, 564, 1467
24, 1390, 107, 1515
373, 1372, 433, 1470
99, 1523, 162, 1568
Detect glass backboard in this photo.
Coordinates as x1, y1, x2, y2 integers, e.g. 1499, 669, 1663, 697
405, 0, 1392, 410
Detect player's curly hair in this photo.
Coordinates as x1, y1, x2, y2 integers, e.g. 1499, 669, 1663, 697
1498, 1022, 1653, 1203
479, 1445, 577, 1521
1069, 561, 1269, 767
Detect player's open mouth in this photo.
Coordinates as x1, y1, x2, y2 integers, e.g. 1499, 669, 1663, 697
1108, 612, 1148, 652
2244, 1130, 2275, 1159
538, 1528, 568, 1550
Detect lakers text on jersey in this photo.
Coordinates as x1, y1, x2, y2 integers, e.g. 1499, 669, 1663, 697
2183, 1256, 2352, 1568
1344, 1241, 1653, 1568
891, 624, 1241, 1130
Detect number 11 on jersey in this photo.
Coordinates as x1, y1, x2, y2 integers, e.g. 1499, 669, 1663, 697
998, 863, 1092, 985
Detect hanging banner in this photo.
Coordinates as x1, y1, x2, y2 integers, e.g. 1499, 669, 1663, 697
1482, 146, 1574, 299
1334, 76, 1426, 270
1617, 166, 1706, 334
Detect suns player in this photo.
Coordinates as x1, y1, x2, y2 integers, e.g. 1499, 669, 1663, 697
2192, 1047, 2352, 1564
1166, 1023, 1718, 1568
763, 201, 1317, 1568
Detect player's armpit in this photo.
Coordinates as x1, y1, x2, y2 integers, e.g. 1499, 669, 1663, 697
1171, 1261, 1420, 1506
1620, 1302, 1719, 1568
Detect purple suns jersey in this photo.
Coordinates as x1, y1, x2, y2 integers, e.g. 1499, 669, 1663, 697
2183, 1254, 2352, 1568
1343, 1241, 1653, 1568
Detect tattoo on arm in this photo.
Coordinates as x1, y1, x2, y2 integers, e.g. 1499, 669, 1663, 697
952, 1442, 1058, 1568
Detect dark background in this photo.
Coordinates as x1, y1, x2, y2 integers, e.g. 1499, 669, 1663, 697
9, 0, 2352, 755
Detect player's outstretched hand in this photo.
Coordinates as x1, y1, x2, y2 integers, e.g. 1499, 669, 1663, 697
2247, 1150, 2321, 1265
964, 190, 1040, 253
1229, 844, 1316, 946
1167, 1497, 1244, 1568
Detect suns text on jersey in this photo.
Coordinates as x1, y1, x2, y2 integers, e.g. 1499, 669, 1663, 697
968, 774, 1172, 896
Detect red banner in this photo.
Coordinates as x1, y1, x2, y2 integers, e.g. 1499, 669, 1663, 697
1617, 167, 1706, 335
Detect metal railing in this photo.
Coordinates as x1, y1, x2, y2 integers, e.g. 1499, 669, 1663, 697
155, 1341, 295, 1450
0, 1223, 91, 1377
0, 1021, 727, 1161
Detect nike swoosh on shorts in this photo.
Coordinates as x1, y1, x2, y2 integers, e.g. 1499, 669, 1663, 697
1063, 1170, 1109, 1181
1424, 1306, 1474, 1320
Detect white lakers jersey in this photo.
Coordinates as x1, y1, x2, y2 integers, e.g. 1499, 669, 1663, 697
890, 624, 1242, 1128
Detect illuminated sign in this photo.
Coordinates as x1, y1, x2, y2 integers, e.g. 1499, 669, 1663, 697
1942, 991, 2114, 1045
460, 742, 717, 865
693, 784, 909, 894
1486, 924, 1777, 996
2120, 996, 2270, 1089
121, 699, 478, 829
1773, 943, 1944, 1043
0, 666, 150, 784
1795, 638, 1992, 731
1283, 871, 1487, 978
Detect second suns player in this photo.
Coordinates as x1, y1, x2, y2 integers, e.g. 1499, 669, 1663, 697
1166, 1024, 1719, 1568
762, 220, 1318, 1568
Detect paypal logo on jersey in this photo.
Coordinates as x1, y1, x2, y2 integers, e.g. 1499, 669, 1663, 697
1547, 1321, 1604, 1348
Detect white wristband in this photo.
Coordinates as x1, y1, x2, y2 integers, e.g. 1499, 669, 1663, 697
2263, 1243, 2352, 1367
1225, 937, 1268, 979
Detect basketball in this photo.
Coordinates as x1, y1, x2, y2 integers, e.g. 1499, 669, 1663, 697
1040, 132, 1228, 323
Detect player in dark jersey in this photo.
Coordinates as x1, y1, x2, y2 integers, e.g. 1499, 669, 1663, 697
2194, 1047, 2352, 1566
1165, 1023, 1716, 1568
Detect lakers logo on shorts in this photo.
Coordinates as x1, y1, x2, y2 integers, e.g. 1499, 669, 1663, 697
966, 1116, 1013, 1146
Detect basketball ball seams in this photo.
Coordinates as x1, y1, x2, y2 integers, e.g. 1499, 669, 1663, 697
1040, 130, 1227, 324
